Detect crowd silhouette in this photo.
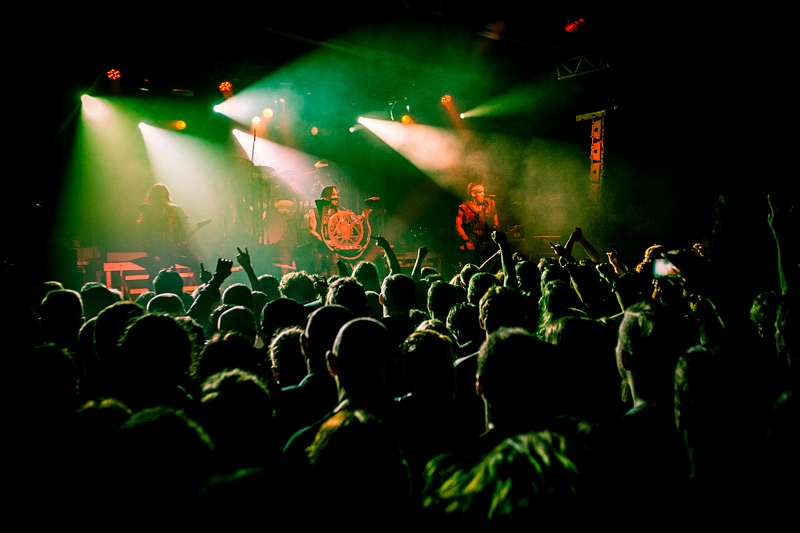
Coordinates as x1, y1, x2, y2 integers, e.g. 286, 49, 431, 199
7, 193, 797, 528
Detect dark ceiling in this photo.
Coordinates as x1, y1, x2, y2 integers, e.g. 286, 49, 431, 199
11, 4, 793, 271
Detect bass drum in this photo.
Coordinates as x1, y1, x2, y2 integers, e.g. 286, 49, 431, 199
260, 207, 286, 245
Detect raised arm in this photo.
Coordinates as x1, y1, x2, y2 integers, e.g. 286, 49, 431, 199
549, 241, 577, 266
336, 259, 351, 278
236, 246, 263, 292
410, 246, 429, 281
768, 194, 795, 295
492, 230, 517, 289
564, 227, 602, 264
187, 257, 233, 332
374, 235, 402, 276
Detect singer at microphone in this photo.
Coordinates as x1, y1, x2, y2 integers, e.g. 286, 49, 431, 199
455, 181, 499, 266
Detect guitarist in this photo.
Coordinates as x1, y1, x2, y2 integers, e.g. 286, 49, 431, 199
136, 183, 207, 277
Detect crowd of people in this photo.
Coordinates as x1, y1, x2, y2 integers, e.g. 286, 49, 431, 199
8, 189, 797, 528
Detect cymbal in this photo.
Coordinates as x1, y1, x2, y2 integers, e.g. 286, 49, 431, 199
274, 200, 296, 214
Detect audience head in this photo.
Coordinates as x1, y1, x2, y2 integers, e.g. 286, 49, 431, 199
458, 263, 481, 291
479, 285, 533, 335
199, 367, 278, 470
153, 267, 185, 296
380, 273, 417, 316
447, 301, 482, 346
110, 405, 215, 514
477, 326, 561, 426
303, 304, 354, 368
327, 317, 392, 403
467, 272, 498, 306
352, 261, 381, 294
257, 274, 281, 301
116, 314, 193, 402
251, 290, 268, 320
217, 305, 257, 345
30, 281, 64, 317
193, 332, 260, 381
38, 288, 84, 351
402, 329, 456, 399
269, 325, 307, 387
616, 299, 694, 405
146, 293, 186, 316
222, 282, 254, 312
279, 271, 317, 304
325, 276, 369, 317
80, 282, 122, 321
260, 297, 309, 345
428, 279, 463, 322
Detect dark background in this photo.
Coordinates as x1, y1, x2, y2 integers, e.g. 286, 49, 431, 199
7, 4, 792, 294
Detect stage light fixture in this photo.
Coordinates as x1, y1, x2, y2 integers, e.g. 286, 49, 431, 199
565, 17, 585, 33
390, 96, 411, 122
107, 69, 121, 80
219, 81, 233, 98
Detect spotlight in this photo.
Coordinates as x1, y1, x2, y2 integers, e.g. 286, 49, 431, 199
107, 69, 121, 80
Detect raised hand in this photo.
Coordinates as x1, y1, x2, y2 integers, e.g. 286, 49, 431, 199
492, 230, 508, 246
550, 242, 566, 257
199, 262, 212, 284
374, 235, 390, 249
236, 246, 252, 270
214, 257, 233, 281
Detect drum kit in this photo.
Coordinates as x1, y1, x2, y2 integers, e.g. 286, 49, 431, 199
223, 158, 369, 258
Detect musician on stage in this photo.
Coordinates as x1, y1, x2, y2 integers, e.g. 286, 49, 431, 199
305, 185, 374, 276
136, 183, 200, 275
455, 181, 499, 267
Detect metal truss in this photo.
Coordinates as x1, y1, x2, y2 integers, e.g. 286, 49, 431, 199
556, 52, 610, 80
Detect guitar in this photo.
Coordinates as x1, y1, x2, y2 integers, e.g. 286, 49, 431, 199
187, 218, 212, 239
